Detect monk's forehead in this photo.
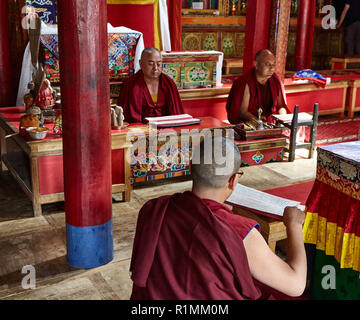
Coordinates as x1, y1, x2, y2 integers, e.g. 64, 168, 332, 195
258, 52, 275, 63
142, 51, 162, 61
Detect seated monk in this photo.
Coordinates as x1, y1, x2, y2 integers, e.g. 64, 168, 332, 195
130, 136, 307, 300
118, 47, 184, 123
226, 49, 289, 124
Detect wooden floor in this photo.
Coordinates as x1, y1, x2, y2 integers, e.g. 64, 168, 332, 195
0, 149, 317, 300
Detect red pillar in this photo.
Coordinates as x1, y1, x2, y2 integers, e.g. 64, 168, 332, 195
243, 0, 272, 74
0, 1, 14, 106
294, 0, 316, 70
57, 0, 113, 268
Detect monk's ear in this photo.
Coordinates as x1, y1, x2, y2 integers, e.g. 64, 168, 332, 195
228, 174, 238, 191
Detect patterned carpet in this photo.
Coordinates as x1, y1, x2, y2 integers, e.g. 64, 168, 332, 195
305, 117, 360, 146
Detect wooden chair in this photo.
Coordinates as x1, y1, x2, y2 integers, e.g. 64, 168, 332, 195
275, 103, 319, 162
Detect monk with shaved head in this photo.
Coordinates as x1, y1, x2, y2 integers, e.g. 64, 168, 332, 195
118, 47, 184, 123
226, 49, 289, 124
130, 136, 307, 300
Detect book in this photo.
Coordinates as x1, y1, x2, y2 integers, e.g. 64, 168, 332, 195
226, 184, 305, 218
272, 112, 313, 124
145, 114, 201, 128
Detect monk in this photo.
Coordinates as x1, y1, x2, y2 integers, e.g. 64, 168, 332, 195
130, 136, 307, 300
226, 49, 288, 124
118, 47, 184, 123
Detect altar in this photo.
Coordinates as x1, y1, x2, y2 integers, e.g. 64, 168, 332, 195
16, 22, 145, 106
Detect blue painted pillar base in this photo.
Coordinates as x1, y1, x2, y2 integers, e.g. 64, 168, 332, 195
66, 219, 114, 269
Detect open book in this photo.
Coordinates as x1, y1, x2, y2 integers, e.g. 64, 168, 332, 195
145, 114, 201, 128
226, 184, 305, 218
272, 112, 313, 124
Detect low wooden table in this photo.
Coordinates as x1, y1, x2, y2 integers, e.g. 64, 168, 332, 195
235, 137, 287, 166
331, 57, 360, 70
346, 79, 360, 118
232, 206, 286, 252
0, 107, 132, 216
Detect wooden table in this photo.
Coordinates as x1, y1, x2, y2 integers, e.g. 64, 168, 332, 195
0, 107, 132, 217
346, 79, 360, 118
235, 137, 287, 166
232, 206, 286, 252
285, 79, 348, 118
179, 79, 349, 121
331, 57, 360, 70
128, 116, 234, 184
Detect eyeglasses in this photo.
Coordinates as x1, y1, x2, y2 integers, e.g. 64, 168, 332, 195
236, 170, 244, 177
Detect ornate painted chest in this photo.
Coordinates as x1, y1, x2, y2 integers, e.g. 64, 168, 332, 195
161, 51, 222, 89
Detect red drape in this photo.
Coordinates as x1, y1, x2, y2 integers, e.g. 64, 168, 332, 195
243, 0, 271, 74
0, 1, 14, 106
107, 3, 155, 48
166, 0, 182, 51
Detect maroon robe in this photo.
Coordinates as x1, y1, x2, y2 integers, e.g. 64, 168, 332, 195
118, 70, 184, 123
130, 191, 271, 300
226, 68, 289, 124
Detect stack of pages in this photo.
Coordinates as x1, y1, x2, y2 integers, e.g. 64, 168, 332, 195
145, 114, 201, 128
272, 112, 313, 124
226, 184, 305, 219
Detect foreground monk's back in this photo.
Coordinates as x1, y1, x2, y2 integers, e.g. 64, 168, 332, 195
118, 47, 184, 123
130, 191, 263, 300
130, 137, 307, 300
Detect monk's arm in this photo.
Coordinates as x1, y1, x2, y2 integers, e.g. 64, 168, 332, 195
239, 84, 258, 122
277, 92, 287, 115
243, 206, 307, 297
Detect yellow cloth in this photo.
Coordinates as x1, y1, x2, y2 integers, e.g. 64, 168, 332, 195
151, 93, 158, 105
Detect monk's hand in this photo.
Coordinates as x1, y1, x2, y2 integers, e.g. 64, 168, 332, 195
283, 206, 305, 228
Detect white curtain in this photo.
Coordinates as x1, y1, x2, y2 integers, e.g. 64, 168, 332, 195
159, 0, 171, 51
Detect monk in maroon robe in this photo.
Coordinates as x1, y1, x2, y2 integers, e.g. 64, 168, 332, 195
118, 47, 184, 123
130, 137, 307, 300
226, 49, 289, 124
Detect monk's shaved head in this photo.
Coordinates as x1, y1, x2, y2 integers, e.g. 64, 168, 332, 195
191, 136, 241, 189
141, 47, 161, 60
254, 49, 274, 63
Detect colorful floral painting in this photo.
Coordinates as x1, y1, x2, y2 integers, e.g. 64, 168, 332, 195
39, 32, 141, 82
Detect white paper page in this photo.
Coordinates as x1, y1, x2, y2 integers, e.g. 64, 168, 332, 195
145, 114, 193, 121
272, 113, 313, 123
226, 184, 305, 217
151, 119, 200, 125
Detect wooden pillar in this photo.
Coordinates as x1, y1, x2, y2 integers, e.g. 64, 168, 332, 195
57, 0, 113, 269
294, 0, 316, 70
243, 0, 271, 74
269, 0, 292, 80
0, 1, 14, 106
